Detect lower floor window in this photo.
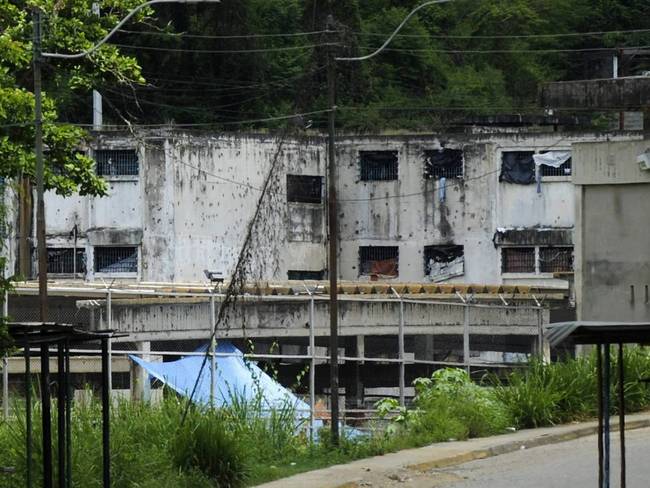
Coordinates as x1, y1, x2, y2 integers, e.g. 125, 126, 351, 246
95, 246, 138, 273
502, 246, 573, 274
359, 246, 398, 277
46, 248, 86, 274
287, 270, 325, 280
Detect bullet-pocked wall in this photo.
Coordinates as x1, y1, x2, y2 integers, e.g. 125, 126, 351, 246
35, 128, 640, 285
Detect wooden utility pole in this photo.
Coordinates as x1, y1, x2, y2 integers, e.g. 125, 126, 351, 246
326, 14, 339, 445
33, 9, 48, 321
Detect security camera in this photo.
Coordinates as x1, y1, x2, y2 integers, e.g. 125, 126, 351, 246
203, 269, 224, 283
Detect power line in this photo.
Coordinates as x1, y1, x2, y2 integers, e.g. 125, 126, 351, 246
117, 28, 334, 39
358, 27, 650, 40
111, 42, 335, 54
358, 44, 650, 54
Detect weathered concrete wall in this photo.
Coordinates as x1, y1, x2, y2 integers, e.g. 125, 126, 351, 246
541, 76, 650, 110
33, 129, 640, 285
574, 139, 650, 321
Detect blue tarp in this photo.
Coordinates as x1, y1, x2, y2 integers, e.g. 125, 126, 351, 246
129, 342, 309, 414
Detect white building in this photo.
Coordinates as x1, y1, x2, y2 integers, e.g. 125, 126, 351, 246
7, 127, 640, 287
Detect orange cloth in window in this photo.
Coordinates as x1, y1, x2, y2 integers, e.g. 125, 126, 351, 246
370, 258, 398, 277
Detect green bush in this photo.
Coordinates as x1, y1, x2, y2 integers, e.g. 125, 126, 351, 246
172, 410, 249, 487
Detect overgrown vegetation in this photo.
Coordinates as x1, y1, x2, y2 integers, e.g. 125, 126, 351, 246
2, 349, 650, 487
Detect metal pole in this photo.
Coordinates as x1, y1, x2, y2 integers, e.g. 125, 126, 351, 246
463, 303, 470, 373
64, 340, 71, 488
326, 15, 339, 445
33, 8, 48, 321
391, 287, 405, 407
618, 343, 626, 488
302, 283, 316, 442
57, 342, 66, 488
106, 289, 112, 394
597, 343, 603, 488
41, 343, 53, 488
603, 343, 611, 488
2, 291, 8, 420
24, 339, 33, 488
101, 338, 111, 488
209, 294, 216, 408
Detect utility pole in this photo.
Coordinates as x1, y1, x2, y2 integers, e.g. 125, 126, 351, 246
326, 14, 339, 445
33, 8, 48, 321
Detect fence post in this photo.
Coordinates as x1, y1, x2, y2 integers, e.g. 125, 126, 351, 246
2, 290, 8, 419
391, 288, 405, 408
463, 303, 470, 374
106, 289, 112, 395
209, 294, 216, 408
303, 283, 316, 442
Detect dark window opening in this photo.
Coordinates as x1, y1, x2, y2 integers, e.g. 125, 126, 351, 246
502, 247, 535, 273
359, 246, 398, 277
424, 245, 464, 280
286, 175, 323, 203
500, 151, 535, 184
95, 149, 139, 176
287, 270, 325, 280
540, 247, 573, 273
46, 248, 86, 274
360, 151, 398, 181
95, 247, 138, 273
424, 149, 463, 179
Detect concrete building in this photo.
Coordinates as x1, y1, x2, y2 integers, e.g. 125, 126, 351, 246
7, 127, 640, 287
573, 138, 650, 322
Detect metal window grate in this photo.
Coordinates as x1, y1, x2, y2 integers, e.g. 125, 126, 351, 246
539, 247, 573, 272
360, 151, 398, 181
286, 175, 323, 203
94, 247, 138, 273
287, 270, 325, 280
46, 248, 86, 274
500, 151, 535, 184
95, 149, 139, 176
540, 159, 572, 177
424, 245, 464, 271
502, 247, 535, 273
359, 246, 399, 276
424, 149, 463, 179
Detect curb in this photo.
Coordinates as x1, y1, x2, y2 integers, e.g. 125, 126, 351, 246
406, 418, 650, 473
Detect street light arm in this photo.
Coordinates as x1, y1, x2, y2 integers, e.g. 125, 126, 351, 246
335, 0, 452, 62
42, 0, 219, 60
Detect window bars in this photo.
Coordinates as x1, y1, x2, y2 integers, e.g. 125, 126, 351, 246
95, 149, 139, 176
359, 246, 399, 277
286, 175, 323, 204
46, 248, 86, 274
359, 151, 398, 181
94, 247, 137, 273
501, 247, 536, 273
424, 149, 463, 179
539, 247, 574, 272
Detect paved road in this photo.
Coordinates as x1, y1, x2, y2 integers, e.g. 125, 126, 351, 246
428, 427, 650, 488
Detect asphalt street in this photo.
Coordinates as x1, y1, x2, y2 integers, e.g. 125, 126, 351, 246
431, 427, 650, 488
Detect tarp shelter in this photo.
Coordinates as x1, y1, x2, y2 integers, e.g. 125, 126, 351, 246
546, 321, 650, 488
130, 341, 310, 415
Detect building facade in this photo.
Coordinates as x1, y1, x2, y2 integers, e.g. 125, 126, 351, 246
6, 127, 641, 287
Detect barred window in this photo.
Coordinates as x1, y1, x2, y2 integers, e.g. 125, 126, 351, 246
46, 248, 86, 274
540, 158, 572, 177
360, 151, 398, 181
500, 151, 535, 184
286, 175, 323, 203
359, 246, 398, 277
540, 247, 573, 272
502, 247, 535, 273
424, 149, 463, 179
95, 149, 139, 176
95, 247, 138, 273
287, 270, 325, 280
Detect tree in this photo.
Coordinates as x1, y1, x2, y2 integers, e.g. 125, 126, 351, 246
0, 0, 149, 355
